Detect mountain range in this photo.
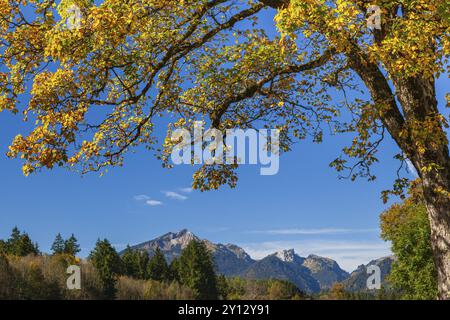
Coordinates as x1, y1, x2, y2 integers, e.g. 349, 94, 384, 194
125, 229, 393, 294
341, 256, 395, 292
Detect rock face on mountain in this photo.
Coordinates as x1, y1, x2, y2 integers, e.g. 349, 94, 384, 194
240, 250, 321, 293
129, 229, 196, 262
341, 256, 395, 292
210, 243, 255, 276
240, 250, 350, 293
128, 229, 254, 276
126, 229, 391, 294
302, 255, 350, 290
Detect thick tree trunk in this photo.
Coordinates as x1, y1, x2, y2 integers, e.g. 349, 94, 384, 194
422, 169, 450, 299
350, 48, 450, 298
395, 76, 450, 300
416, 117, 450, 299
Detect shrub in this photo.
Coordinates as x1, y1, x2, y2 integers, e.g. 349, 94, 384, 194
116, 276, 146, 300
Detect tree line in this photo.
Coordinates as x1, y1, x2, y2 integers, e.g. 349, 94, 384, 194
0, 230, 302, 300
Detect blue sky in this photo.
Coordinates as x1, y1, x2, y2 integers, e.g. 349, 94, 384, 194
0, 5, 449, 272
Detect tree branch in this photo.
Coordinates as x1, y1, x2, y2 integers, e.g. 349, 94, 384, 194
258, 0, 290, 9
344, 40, 412, 160
211, 49, 335, 128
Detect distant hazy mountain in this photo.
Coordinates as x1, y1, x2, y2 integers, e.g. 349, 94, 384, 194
341, 256, 395, 292
125, 229, 389, 294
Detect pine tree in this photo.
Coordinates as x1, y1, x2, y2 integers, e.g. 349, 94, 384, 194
7, 227, 21, 254
216, 274, 229, 300
135, 250, 149, 280
147, 248, 169, 282
168, 258, 180, 282
51, 233, 65, 255
10, 227, 20, 242
121, 246, 149, 279
6, 227, 39, 256
64, 234, 81, 256
178, 240, 218, 300
88, 239, 123, 299
121, 246, 138, 278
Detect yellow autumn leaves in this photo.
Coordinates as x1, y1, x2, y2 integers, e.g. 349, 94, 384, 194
0, 0, 448, 188
275, 0, 449, 78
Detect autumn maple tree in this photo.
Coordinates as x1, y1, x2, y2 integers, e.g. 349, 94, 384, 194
0, 0, 449, 298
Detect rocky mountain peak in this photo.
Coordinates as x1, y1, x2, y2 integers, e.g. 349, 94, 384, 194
341, 256, 394, 292
275, 249, 297, 262
169, 229, 196, 248
222, 244, 252, 260
304, 254, 340, 269
128, 229, 198, 256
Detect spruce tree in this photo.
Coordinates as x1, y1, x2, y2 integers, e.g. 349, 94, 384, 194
121, 246, 149, 279
88, 239, 123, 299
6, 227, 39, 256
10, 227, 20, 243
168, 258, 180, 282
51, 233, 65, 255
135, 250, 149, 280
178, 240, 218, 300
147, 248, 169, 282
121, 246, 138, 278
64, 234, 81, 256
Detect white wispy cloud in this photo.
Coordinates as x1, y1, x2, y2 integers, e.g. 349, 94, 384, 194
248, 228, 379, 235
164, 191, 188, 201
134, 195, 163, 206
146, 200, 163, 206
179, 187, 193, 193
133, 194, 150, 201
240, 240, 391, 272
